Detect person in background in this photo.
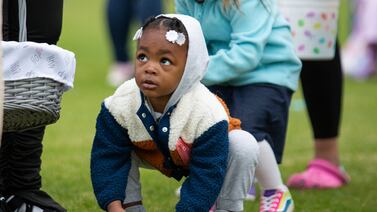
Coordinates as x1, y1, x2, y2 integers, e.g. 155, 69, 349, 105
90, 14, 259, 212
176, 0, 302, 211
342, 0, 377, 79
286, 43, 351, 189
106, 0, 162, 87
278, 0, 350, 189
0, 0, 3, 146
0, 0, 66, 211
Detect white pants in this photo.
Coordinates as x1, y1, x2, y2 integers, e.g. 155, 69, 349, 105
124, 129, 260, 212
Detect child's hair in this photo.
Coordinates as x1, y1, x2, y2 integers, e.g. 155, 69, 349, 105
142, 16, 189, 43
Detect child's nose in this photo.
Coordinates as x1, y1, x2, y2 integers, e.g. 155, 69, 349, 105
144, 62, 159, 75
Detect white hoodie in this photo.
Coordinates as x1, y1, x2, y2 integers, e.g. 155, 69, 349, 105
160, 14, 210, 114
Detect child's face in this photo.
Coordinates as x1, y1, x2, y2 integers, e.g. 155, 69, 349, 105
135, 27, 188, 112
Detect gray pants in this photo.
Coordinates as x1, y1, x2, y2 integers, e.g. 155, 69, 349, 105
124, 129, 260, 212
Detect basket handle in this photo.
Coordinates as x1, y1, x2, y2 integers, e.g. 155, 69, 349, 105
18, 0, 27, 42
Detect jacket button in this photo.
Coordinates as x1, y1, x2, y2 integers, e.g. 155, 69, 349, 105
162, 127, 168, 133
142, 113, 146, 118
149, 126, 154, 131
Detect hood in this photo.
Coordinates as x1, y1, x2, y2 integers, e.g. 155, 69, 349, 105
160, 14, 209, 114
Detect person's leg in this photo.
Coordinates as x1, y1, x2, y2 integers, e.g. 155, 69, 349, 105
287, 44, 350, 189
212, 84, 292, 164
106, 0, 135, 86
301, 44, 342, 165
303, 44, 342, 164
210, 84, 294, 212
3, 127, 45, 193
215, 130, 259, 211
0, 128, 65, 211
123, 152, 147, 212
0, 131, 11, 194
1, 0, 66, 210
209, 86, 256, 202
1, 128, 65, 212
314, 138, 339, 165
107, 0, 133, 63
255, 140, 284, 190
239, 85, 293, 212
137, 0, 162, 22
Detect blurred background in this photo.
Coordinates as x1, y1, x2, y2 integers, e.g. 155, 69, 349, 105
40, 0, 376, 211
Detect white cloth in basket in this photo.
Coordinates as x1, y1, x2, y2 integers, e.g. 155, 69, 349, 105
1, 41, 76, 91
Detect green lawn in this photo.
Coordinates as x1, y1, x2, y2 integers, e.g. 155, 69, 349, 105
38, 0, 377, 211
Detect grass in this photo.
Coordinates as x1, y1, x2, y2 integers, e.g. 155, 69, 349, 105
37, 0, 377, 211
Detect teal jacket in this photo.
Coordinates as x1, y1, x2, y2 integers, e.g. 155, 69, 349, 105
175, 0, 302, 91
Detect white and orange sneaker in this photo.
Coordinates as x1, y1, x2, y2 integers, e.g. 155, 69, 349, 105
260, 186, 294, 212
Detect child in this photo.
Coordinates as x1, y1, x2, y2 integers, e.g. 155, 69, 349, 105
90, 14, 260, 212
175, 0, 302, 211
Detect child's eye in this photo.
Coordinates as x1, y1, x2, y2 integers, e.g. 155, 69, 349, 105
161, 58, 172, 65
137, 54, 148, 62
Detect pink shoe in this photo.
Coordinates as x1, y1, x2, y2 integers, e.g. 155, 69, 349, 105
287, 159, 350, 189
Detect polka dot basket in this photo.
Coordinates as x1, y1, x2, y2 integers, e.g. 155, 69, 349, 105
278, 0, 340, 60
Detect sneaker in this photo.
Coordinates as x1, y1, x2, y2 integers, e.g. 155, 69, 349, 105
260, 186, 294, 212
2, 191, 66, 212
245, 184, 256, 201
107, 62, 134, 87
2, 195, 43, 212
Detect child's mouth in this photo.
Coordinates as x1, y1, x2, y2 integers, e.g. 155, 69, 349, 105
141, 80, 158, 90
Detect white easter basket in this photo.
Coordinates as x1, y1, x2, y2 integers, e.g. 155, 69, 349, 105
278, 0, 340, 60
2, 1, 75, 132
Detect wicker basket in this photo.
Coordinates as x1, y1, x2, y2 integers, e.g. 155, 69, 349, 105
3, 77, 65, 132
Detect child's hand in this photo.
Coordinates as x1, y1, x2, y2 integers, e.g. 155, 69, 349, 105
107, 200, 124, 212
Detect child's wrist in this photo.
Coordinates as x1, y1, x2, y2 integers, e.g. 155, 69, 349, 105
107, 200, 123, 212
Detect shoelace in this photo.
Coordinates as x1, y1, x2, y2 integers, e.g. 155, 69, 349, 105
260, 191, 283, 212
